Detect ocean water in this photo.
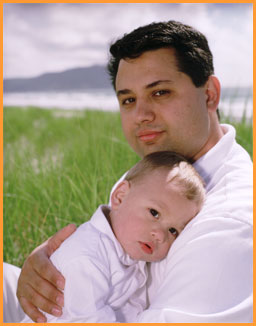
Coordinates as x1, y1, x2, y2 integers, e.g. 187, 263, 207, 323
3, 87, 253, 120
3, 89, 119, 112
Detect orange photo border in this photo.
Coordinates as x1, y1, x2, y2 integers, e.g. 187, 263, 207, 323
0, 1, 254, 325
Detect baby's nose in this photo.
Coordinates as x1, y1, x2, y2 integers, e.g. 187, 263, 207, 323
151, 228, 167, 243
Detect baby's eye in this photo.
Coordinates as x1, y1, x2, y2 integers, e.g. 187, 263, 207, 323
150, 209, 159, 218
169, 227, 179, 237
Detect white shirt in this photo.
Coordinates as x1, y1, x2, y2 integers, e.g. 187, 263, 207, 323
22, 205, 148, 323
135, 124, 253, 322
21, 124, 253, 323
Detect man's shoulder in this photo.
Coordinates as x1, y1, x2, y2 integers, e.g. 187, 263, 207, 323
210, 143, 252, 225
201, 136, 253, 225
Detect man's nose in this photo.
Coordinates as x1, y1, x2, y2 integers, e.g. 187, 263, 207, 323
134, 99, 155, 124
151, 228, 167, 243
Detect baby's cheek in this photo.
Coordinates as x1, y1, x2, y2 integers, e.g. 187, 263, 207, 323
165, 241, 173, 255
157, 245, 169, 261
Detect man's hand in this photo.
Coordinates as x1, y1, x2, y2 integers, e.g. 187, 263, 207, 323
17, 224, 76, 323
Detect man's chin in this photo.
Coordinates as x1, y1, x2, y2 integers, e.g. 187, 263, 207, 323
135, 144, 170, 157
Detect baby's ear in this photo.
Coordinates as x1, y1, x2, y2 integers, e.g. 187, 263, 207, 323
111, 180, 130, 209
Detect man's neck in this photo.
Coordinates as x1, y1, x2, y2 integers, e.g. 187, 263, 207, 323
192, 120, 224, 162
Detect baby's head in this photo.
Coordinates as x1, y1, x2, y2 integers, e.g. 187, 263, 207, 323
109, 151, 205, 262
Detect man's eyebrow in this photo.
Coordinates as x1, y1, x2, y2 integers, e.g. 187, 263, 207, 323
116, 80, 173, 98
145, 80, 173, 89
116, 89, 131, 98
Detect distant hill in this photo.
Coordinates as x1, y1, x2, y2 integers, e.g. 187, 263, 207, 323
3, 65, 112, 92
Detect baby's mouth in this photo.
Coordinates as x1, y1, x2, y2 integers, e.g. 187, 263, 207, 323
139, 241, 153, 254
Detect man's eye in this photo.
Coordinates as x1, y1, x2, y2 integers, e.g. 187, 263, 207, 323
169, 227, 179, 237
150, 209, 159, 218
154, 90, 170, 96
122, 98, 135, 105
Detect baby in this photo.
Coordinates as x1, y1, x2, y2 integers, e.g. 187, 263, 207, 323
22, 151, 205, 323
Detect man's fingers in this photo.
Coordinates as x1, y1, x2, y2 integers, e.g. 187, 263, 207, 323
23, 269, 64, 307
47, 224, 77, 255
31, 224, 76, 288
19, 296, 47, 323
19, 285, 63, 321
16, 224, 76, 318
32, 255, 66, 290
17, 264, 64, 317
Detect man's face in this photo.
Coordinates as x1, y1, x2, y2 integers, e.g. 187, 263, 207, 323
109, 169, 199, 262
115, 48, 211, 160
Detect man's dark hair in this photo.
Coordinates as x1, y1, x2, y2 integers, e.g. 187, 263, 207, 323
107, 20, 214, 89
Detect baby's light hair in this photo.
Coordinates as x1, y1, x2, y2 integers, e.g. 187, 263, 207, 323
125, 151, 205, 207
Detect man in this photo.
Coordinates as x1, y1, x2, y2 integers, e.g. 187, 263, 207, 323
4, 20, 252, 323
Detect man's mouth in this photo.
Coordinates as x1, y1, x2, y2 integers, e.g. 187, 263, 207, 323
139, 241, 154, 254
137, 130, 164, 142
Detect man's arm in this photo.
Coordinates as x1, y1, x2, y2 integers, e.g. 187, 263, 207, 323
17, 224, 76, 323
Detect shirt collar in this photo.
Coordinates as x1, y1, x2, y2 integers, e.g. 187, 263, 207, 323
90, 205, 144, 267
193, 124, 236, 190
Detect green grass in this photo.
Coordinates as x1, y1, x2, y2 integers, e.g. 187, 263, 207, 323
219, 113, 253, 158
3, 106, 253, 267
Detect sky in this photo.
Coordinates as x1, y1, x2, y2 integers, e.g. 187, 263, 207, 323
3, 3, 253, 88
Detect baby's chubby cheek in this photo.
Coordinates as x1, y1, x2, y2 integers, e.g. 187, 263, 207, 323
153, 245, 171, 262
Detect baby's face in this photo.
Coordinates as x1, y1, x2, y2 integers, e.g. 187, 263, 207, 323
110, 169, 200, 262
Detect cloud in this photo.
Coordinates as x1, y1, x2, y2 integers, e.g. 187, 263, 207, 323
3, 3, 253, 87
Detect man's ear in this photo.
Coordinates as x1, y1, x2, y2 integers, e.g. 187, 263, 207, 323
205, 75, 221, 112
111, 180, 130, 209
